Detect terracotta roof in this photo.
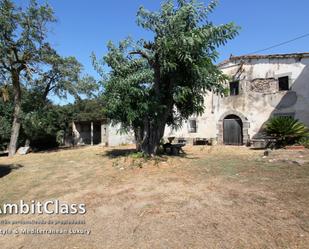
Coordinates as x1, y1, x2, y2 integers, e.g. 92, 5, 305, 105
218, 52, 309, 67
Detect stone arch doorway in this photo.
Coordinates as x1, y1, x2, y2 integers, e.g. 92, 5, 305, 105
217, 111, 250, 145
223, 115, 243, 145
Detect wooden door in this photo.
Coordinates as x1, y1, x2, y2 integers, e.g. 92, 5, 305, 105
223, 118, 243, 145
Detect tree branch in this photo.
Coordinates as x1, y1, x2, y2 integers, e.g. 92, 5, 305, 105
143, 41, 155, 50
42, 73, 58, 100
129, 50, 152, 64
12, 46, 21, 63
0, 61, 10, 71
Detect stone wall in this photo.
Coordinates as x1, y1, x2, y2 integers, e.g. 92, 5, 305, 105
164, 56, 309, 145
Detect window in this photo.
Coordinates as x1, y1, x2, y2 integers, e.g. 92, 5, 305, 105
278, 76, 289, 91
230, 81, 239, 96
273, 112, 295, 119
188, 119, 197, 133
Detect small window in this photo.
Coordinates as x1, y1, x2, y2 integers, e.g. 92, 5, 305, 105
278, 76, 289, 91
230, 81, 239, 96
188, 119, 197, 133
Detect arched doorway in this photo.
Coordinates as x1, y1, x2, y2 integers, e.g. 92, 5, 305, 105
223, 115, 243, 145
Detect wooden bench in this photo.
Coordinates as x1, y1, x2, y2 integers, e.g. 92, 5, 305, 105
193, 138, 209, 146
163, 143, 185, 155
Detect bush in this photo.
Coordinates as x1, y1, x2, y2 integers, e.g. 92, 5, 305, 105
265, 116, 309, 147
30, 135, 59, 151
298, 137, 309, 149
0, 97, 14, 151
130, 152, 147, 159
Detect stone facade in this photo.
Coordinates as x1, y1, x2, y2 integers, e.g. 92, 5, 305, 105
164, 52, 309, 145
88, 52, 309, 147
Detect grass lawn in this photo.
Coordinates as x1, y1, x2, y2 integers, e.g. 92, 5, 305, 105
0, 145, 308, 249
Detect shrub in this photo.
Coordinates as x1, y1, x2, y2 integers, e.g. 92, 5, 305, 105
30, 135, 59, 151
130, 152, 147, 159
265, 116, 309, 147
298, 137, 309, 149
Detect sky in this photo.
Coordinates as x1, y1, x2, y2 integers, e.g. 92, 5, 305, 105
15, 0, 309, 104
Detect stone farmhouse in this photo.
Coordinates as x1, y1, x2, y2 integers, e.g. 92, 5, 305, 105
73, 52, 309, 147
165, 52, 309, 145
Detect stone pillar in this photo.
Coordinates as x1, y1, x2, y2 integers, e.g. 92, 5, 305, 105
72, 122, 80, 146
242, 122, 250, 145
101, 122, 108, 147
91, 122, 94, 146
217, 123, 224, 144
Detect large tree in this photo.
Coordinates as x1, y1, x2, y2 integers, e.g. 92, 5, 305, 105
33, 47, 98, 102
0, 0, 55, 156
94, 0, 239, 155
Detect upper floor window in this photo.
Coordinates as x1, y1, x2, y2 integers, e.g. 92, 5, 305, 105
188, 119, 197, 133
230, 81, 239, 96
278, 76, 289, 91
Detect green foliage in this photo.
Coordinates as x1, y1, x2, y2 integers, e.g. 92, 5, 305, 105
23, 108, 60, 140
92, 39, 153, 131
70, 99, 105, 122
265, 116, 309, 147
130, 152, 147, 159
21, 98, 105, 150
93, 0, 239, 154
0, 85, 97, 150
0, 86, 70, 149
0, 0, 56, 155
0, 0, 56, 78
0, 98, 13, 150
0, 0, 100, 153
298, 137, 309, 149
33, 48, 99, 101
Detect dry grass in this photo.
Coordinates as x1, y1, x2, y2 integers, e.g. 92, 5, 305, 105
0, 145, 308, 249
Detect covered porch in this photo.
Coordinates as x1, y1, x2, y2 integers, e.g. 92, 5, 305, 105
72, 119, 109, 146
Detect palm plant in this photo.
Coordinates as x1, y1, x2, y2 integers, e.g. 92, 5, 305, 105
265, 116, 309, 147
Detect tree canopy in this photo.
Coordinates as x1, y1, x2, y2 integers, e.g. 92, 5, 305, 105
0, 0, 98, 155
93, 0, 239, 155
0, 0, 56, 155
33, 47, 99, 102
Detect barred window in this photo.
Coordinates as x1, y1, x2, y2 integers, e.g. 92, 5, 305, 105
273, 112, 295, 118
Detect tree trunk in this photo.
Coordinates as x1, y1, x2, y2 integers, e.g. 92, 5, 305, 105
8, 70, 22, 157
140, 117, 167, 156
134, 126, 144, 152
137, 62, 173, 156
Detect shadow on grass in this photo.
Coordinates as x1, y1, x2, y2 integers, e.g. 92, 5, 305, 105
0, 152, 8, 157
0, 164, 23, 178
31, 145, 90, 154
103, 147, 199, 160
104, 148, 137, 158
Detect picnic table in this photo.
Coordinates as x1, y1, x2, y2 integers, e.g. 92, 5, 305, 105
163, 143, 185, 155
